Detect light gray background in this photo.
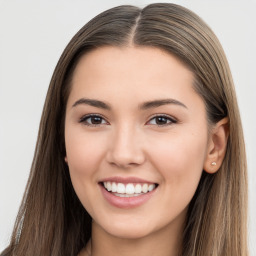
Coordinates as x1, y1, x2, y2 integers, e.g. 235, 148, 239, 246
0, 0, 255, 254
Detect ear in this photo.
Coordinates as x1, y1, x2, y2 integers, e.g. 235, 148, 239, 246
203, 117, 229, 174
64, 156, 68, 164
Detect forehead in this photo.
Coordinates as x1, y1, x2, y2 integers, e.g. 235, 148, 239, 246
68, 46, 203, 111
72, 45, 194, 85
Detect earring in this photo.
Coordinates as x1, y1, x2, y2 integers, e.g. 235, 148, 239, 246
211, 161, 217, 166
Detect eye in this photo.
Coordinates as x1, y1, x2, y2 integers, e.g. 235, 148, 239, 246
147, 115, 177, 126
79, 114, 108, 126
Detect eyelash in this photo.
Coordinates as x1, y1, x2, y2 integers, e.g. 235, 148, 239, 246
79, 114, 177, 127
146, 114, 177, 126
79, 114, 109, 127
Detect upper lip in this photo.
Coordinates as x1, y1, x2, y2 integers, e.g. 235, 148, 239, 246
100, 176, 157, 184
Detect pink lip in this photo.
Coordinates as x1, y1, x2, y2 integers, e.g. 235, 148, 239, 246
99, 183, 158, 209
100, 176, 156, 185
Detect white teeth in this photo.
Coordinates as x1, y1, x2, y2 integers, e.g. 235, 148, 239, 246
117, 183, 126, 194
106, 181, 112, 191
135, 184, 142, 193
103, 182, 156, 195
142, 184, 148, 193
112, 182, 117, 192
115, 193, 141, 197
148, 184, 155, 191
126, 183, 135, 194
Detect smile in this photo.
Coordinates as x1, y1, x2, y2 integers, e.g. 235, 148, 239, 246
103, 182, 156, 197
99, 177, 158, 208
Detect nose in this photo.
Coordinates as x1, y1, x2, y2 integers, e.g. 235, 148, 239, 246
106, 125, 145, 168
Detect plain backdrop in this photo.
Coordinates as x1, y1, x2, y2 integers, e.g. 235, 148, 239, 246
0, 0, 255, 254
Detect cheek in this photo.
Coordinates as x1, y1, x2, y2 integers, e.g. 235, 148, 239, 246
144, 131, 208, 226
65, 130, 106, 176
152, 130, 206, 169
148, 130, 207, 196
65, 130, 109, 214
65, 129, 108, 202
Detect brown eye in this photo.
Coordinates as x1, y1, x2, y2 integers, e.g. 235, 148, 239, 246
80, 115, 108, 126
155, 116, 168, 125
89, 116, 103, 124
147, 115, 177, 126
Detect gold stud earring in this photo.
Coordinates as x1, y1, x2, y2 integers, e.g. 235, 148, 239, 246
211, 161, 217, 166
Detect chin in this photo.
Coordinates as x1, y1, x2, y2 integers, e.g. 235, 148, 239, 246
100, 218, 156, 240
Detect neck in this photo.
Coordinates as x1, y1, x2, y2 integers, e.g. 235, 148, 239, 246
82, 213, 185, 256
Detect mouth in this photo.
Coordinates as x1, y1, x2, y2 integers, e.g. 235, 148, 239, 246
100, 181, 158, 197
98, 176, 159, 209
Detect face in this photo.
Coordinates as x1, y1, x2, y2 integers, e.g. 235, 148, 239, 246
65, 46, 210, 239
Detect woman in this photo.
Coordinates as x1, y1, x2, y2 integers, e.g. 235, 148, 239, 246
1, 3, 248, 256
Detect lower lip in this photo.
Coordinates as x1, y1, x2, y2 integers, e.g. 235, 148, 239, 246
100, 185, 157, 209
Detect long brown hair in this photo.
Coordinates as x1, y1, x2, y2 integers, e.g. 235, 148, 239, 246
1, 3, 248, 256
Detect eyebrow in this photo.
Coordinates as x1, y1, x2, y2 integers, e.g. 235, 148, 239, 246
72, 98, 187, 110
139, 99, 187, 110
72, 98, 111, 110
